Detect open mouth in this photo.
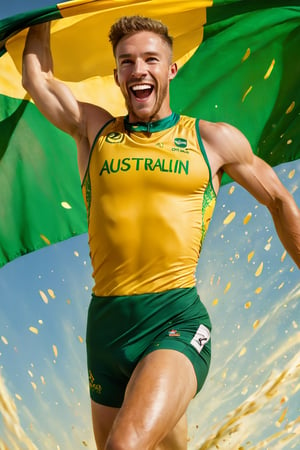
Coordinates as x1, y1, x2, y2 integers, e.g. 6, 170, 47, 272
130, 84, 154, 100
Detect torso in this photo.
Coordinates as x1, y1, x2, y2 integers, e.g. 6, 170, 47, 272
82, 113, 217, 296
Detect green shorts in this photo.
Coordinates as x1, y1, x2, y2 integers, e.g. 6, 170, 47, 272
86, 287, 211, 407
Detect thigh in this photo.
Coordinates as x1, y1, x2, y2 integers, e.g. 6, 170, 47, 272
91, 400, 119, 450
106, 349, 197, 450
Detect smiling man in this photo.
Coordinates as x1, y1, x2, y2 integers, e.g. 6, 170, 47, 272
22, 15, 300, 450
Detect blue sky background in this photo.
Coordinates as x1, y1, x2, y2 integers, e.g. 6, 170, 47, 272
0, 2, 299, 449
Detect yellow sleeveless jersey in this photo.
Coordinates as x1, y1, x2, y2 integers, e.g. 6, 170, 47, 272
82, 113, 216, 296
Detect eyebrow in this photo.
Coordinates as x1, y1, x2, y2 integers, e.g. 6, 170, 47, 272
118, 51, 161, 59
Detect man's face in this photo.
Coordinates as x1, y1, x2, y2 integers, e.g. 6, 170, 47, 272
114, 31, 177, 122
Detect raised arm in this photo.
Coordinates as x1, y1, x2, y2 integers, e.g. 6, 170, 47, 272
202, 121, 300, 268
22, 22, 112, 179
22, 23, 84, 138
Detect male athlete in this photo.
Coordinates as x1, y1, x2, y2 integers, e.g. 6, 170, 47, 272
22, 15, 300, 450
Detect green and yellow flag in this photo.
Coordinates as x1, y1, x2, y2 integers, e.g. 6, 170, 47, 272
1, 0, 299, 266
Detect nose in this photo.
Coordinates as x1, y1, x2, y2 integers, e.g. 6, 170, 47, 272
131, 58, 147, 77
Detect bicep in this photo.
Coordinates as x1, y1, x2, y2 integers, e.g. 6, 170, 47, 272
224, 153, 287, 210
25, 75, 82, 137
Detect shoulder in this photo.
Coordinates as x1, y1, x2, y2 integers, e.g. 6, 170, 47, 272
198, 119, 254, 166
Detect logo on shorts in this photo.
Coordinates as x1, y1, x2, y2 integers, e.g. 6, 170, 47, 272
168, 329, 180, 337
190, 324, 210, 354
89, 370, 102, 395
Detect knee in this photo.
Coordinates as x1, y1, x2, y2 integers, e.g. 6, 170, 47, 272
105, 432, 153, 450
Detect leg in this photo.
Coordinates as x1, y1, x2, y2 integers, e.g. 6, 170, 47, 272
105, 349, 197, 450
156, 414, 188, 450
91, 400, 119, 450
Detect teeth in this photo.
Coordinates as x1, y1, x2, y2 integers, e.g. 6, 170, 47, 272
131, 84, 152, 91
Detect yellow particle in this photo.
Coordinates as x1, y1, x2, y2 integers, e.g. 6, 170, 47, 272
287, 139, 292, 145
39, 290, 48, 304
243, 212, 252, 225
242, 85, 253, 102
255, 287, 262, 294
78, 336, 84, 343
241, 386, 248, 395
224, 282, 231, 294
288, 169, 295, 179
244, 301, 252, 309
264, 59, 275, 79
66, 299, 71, 304
29, 326, 38, 334
278, 282, 284, 290
28, 370, 34, 378
38, 320, 43, 325
285, 101, 295, 114
15, 394, 22, 401
242, 48, 251, 62
41, 376, 46, 385
47, 289, 56, 299
228, 185, 235, 195
74, 251, 79, 257
212, 298, 219, 306
61, 201, 72, 209
31, 382, 37, 391
1, 336, 8, 345
255, 262, 264, 277
277, 407, 288, 426
248, 251, 255, 262
52, 345, 58, 358
292, 321, 298, 329
264, 243, 271, 251
253, 320, 260, 329
223, 211, 236, 225
281, 251, 287, 262
40, 234, 51, 245
222, 369, 228, 379
239, 347, 247, 357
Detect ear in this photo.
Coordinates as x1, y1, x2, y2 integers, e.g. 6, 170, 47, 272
114, 68, 120, 86
169, 62, 178, 81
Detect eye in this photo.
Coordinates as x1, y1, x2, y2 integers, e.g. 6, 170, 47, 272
146, 56, 159, 63
120, 59, 133, 66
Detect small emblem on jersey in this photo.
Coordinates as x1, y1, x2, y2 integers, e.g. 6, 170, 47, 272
190, 324, 210, 354
168, 329, 180, 337
105, 132, 124, 143
174, 137, 187, 148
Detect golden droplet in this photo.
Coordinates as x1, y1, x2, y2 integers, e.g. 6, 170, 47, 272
228, 185, 235, 195
264, 59, 275, 79
255, 287, 262, 294
276, 407, 288, 427
52, 345, 58, 358
47, 289, 56, 299
242, 48, 251, 62
239, 347, 247, 357
245, 301, 252, 309
253, 319, 260, 329
255, 262, 264, 277
243, 212, 252, 225
41, 376, 46, 385
31, 382, 37, 391
212, 298, 219, 306
278, 282, 284, 290
61, 201, 72, 209
248, 251, 255, 262
15, 394, 22, 401
74, 251, 79, 257
223, 211, 236, 225
39, 290, 48, 304
281, 251, 287, 262
288, 169, 295, 179
40, 234, 51, 245
29, 327, 38, 335
285, 101, 295, 114
1, 336, 8, 345
242, 86, 253, 102
224, 282, 231, 294
78, 336, 84, 343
